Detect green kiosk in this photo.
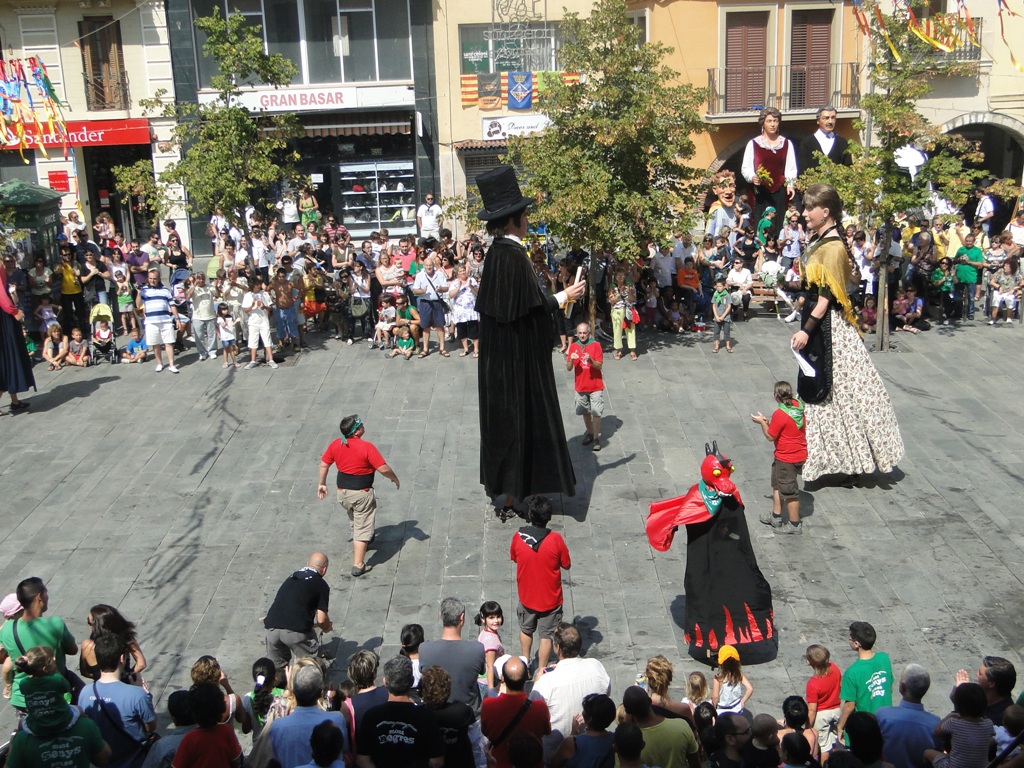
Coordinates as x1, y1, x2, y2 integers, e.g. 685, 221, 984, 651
0, 178, 64, 268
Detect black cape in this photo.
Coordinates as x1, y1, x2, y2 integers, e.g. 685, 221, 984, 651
476, 237, 575, 500
684, 497, 777, 664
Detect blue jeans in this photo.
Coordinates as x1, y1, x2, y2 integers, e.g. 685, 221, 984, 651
276, 305, 299, 340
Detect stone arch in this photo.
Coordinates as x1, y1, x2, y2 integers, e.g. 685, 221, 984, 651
940, 112, 1024, 145
708, 136, 751, 175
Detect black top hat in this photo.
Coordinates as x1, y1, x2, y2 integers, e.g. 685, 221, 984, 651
476, 165, 535, 222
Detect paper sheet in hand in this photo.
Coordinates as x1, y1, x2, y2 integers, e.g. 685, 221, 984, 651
792, 346, 816, 377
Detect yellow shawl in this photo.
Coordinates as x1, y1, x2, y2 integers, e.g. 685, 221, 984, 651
804, 237, 860, 331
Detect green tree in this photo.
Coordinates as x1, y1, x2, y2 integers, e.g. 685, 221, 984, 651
799, 2, 1020, 349
504, 0, 709, 252
113, 8, 305, 227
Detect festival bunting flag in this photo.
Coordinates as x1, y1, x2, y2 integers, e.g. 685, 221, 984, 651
477, 73, 502, 110
507, 71, 533, 109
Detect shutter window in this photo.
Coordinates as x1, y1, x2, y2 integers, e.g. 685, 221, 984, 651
725, 13, 768, 113
790, 10, 833, 109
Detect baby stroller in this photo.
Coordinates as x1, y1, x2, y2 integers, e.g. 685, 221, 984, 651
89, 303, 119, 364
170, 268, 193, 351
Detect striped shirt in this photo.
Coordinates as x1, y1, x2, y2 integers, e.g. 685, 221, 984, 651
140, 285, 174, 321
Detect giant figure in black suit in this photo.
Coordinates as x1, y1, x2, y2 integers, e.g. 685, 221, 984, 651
474, 166, 587, 521
797, 106, 853, 176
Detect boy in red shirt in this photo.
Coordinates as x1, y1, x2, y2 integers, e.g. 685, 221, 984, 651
804, 643, 842, 754
751, 380, 808, 534
565, 321, 605, 451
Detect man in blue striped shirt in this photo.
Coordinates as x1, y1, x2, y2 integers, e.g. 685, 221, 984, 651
136, 269, 183, 373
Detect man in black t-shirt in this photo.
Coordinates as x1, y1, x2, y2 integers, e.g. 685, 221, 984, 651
358, 655, 444, 768
263, 552, 333, 670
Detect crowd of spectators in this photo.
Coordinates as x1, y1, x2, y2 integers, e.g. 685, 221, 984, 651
4, 545, 1024, 768
5, 193, 1022, 382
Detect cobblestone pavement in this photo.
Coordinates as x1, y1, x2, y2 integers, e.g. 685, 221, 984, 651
2, 316, 1023, 738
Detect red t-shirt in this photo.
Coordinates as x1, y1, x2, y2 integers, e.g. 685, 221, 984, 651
768, 403, 808, 463
173, 724, 241, 768
481, 693, 552, 768
510, 528, 571, 612
806, 662, 842, 710
567, 340, 604, 393
321, 437, 386, 489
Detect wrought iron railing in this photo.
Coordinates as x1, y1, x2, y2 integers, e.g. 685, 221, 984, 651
706, 62, 861, 116
926, 16, 983, 63
83, 73, 131, 111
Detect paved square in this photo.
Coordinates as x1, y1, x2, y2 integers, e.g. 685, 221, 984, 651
2, 319, 1023, 738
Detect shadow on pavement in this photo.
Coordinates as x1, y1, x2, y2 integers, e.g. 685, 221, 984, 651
26, 376, 120, 410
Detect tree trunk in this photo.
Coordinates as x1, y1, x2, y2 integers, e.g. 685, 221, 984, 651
875, 220, 892, 353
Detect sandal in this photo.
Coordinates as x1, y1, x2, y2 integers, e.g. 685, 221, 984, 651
614, 351, 623, 360
458, 350, 469, 357
727, 346, 734, 353
713, 346, 719, 353
418, 351, 429, 358
473, 352, 479, 358
439, 350, 450, 357
47, 363, 56, 371
629, 352, 638, 361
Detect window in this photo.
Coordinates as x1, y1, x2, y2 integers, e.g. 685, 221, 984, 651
193, 0, 412, 88
789, 9, 833, 109
724, 12, 768, 113
459, 23, 560, 75
78, 16, 129, 110
626, 9, 648, 45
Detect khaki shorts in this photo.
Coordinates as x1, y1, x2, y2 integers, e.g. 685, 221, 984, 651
771, 458, 802, 499
337, 488, 377, 541
574, 390, 605, 417
517, 602, 562, 640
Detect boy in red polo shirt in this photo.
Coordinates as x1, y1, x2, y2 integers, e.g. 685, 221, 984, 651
751, 380, 807, 534
565, 321, 605, 451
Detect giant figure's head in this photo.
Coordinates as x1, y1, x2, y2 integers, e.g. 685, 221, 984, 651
712, 171, 736, 207
701, 441, 738, 497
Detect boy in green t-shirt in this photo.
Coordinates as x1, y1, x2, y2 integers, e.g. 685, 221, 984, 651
836, 621, 893, 745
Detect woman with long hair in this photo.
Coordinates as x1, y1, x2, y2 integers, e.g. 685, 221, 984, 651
790, 183, 904, 484
79, 604, 147, 681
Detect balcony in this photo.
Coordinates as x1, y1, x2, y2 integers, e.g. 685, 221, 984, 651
706, 63, 861, 120
83, 73, 131, 111
926, 17, 983, 64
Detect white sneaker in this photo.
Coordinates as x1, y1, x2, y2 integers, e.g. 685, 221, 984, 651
784, 311, 800, 323
244, 361, 259, 370
154, 364, 164, 373
267, 359, 279, 369
989, 320, 996, 326
168, 365, 180, 374
1007, 318, 1014, 324
346, 339, 353, 346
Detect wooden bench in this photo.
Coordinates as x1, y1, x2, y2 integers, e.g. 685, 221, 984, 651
750, 279, 784, 316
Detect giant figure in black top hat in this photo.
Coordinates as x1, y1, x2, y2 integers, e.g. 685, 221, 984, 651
475, 166, 588, 520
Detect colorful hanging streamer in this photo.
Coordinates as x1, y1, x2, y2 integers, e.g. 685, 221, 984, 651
0, 55, 69, 163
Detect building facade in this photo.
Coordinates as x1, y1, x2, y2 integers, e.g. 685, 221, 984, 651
0, 0, 177, 245
167, 0, 437, 247
433, 0, 593, 230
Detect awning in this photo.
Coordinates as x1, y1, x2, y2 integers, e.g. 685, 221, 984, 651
453, 138, 507, 153
300, 111, 411, 137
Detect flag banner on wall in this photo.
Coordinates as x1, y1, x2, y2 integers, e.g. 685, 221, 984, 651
477, 73, 502, 110
507, 71, 533, 109
460, 72, 576, 106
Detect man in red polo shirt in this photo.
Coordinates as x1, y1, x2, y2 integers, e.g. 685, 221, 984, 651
317, 414, 400, 577
510, 497, 570, 674
565, 321, 605, 451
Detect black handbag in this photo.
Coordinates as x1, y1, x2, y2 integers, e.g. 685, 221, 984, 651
91, 682, 161, 754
